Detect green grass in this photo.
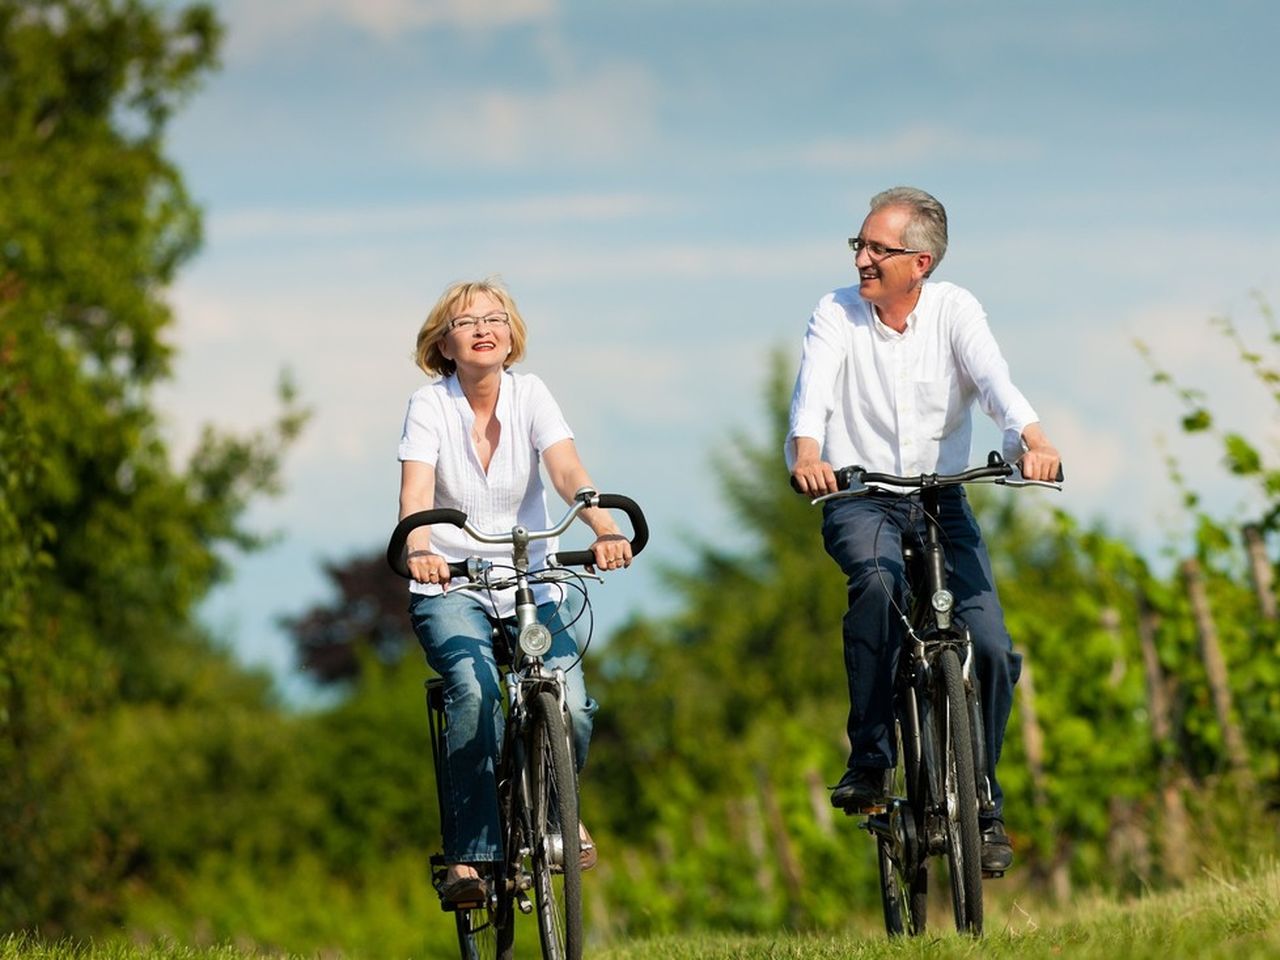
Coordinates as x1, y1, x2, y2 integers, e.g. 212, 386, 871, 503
4, 862, 1278, 959
597, 861, 1280, 960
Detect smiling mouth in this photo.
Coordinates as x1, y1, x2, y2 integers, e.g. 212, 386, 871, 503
859, 268, 880, 282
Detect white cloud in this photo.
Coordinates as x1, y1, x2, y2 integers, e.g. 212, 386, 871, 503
209, 192, 678, 242
223, 0, 558, 55
409, 64, 659, 167
747, 124, 1042, 171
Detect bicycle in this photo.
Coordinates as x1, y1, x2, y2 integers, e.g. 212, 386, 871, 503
386, 488, 648, 960
803, 451, 1061, 936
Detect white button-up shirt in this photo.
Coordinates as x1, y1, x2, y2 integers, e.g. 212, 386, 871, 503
398, 370, 574, 617
786, 280, 1038, 475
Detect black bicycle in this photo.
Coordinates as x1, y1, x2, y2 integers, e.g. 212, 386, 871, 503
806, 451, 1060, 936
387, 488, 648, 960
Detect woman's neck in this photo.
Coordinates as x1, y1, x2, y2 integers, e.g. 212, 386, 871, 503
457, 366, 502, 416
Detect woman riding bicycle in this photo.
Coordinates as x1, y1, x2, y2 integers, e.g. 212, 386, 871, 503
397, 278, 630, 904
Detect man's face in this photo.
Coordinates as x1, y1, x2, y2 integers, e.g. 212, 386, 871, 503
854, 205, 931, 307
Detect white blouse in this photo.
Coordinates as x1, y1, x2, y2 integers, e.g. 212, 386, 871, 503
398, 370, 574, 617
786, 280, 1038, 476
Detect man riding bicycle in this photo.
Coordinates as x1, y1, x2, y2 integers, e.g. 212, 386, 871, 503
786, 187, 1061, 874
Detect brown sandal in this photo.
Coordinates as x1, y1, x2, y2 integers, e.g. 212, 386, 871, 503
438, 870, 488, 905
579, 822, 597, 871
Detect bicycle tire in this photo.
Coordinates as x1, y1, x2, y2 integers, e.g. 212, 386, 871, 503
527, 691, 582, 960
935, 648, 983, 934
454, 900, 514, 960
878, 720, 928, 935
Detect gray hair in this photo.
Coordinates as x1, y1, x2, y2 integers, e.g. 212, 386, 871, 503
869, 186, 948, 275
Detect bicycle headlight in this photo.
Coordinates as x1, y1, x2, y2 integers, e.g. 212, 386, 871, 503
519, 623, 554, 658
931, 590, 955, 615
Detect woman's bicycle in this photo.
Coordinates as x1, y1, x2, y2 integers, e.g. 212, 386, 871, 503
806, 452, 1060, 936
386, 488, 648, 960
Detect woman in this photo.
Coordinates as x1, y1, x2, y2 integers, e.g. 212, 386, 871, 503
397, 278, 630, 904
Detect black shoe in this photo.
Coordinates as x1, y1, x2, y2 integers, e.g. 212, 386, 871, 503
980, 818, 1013, 873
830, 767, 889, 811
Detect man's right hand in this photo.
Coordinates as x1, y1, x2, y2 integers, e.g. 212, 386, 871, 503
790, 456, 839, 496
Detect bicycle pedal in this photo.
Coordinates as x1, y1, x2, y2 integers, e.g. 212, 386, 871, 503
843, 802, 888, 817
516, 890, 533, 915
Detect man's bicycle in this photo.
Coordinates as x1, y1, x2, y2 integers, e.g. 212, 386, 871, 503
806, 452, 1060, 936
386, 488, 648, 960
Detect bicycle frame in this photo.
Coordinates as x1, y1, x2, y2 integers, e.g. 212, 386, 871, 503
389, 489, 648, 960
810, 452, 1061, 935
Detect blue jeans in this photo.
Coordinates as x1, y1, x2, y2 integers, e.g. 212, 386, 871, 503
410, 591, 597, 863
821, 488, 1022, 819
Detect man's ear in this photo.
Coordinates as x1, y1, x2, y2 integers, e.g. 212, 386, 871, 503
914, 251, 934, 279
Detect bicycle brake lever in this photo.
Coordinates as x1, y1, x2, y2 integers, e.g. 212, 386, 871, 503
998, 477, 1063, 491
810, 474, 872, 505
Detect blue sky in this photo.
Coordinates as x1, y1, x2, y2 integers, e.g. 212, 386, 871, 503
157, 0, 1280, 695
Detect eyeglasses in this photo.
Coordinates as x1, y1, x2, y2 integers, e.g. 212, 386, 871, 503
449, 312, 511, 332
848, 237, 923, 260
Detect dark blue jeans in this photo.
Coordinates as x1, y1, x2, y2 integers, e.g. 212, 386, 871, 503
410, 592, 597, 863
821, 487, 1021, 819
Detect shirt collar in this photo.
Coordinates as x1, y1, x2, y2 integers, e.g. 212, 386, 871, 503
444, 370, 510, 424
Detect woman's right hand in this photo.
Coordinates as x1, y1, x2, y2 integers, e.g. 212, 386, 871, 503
407, 550, 453, 588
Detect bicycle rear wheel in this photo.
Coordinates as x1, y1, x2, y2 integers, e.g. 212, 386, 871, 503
877, 721, 928, 936
454, 900, 514, 960
527, 690, 582, 960
935, 648, 983, 934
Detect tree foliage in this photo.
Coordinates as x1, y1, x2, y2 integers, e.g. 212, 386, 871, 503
0, 0, 305, 932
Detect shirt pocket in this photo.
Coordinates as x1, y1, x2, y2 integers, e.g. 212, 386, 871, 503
913, 376, 961, 439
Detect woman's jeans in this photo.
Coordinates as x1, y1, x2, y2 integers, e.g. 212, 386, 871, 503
821, 487, 1022, 820
410, 591, 597, 864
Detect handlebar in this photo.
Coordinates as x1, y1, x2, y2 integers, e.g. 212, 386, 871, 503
795, 451, 1063, 504
386, 490, 649, 580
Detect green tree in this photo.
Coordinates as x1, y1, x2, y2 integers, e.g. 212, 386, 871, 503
0, 0, 305, 932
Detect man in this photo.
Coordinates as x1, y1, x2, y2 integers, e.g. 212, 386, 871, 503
786, 186, 1060, 873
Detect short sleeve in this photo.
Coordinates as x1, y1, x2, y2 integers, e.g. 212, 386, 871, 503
525, 375, 574, 454
398, 390, 443, 464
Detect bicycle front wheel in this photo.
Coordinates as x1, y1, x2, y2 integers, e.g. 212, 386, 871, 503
935, 648, 983, 934
527, 690, 582, 960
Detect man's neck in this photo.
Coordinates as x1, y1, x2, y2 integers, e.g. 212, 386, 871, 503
872, 285, 924, 333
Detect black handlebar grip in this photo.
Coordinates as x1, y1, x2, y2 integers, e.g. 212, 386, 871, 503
386, 508, 469, 579
549, 493, 649, 568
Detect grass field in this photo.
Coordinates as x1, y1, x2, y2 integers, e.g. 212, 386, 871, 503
4, 861, 1278, 959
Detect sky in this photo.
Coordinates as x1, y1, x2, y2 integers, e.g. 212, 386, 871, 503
155, 0, 1280, 698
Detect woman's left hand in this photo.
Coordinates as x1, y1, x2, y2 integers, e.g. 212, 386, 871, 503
589, 533, 632, 572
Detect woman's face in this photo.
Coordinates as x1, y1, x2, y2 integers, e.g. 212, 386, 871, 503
439, 291, 513, 375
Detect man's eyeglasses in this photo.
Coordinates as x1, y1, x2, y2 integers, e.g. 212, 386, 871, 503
848, 237, 923, 260
450, 312, 511, 332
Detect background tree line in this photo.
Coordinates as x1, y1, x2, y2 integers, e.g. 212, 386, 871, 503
3, 2, 1279, 956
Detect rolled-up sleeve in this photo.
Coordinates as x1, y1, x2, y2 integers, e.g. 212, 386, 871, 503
785, 299, 845, 469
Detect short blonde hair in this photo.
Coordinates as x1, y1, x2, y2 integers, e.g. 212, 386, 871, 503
414, 278, 529, 377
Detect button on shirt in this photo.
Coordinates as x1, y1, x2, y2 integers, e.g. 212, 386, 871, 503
786, 280, 1038, 476
398, 371, 574, 617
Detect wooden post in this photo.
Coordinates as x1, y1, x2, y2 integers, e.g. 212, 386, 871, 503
757, 766, 805, 922
1242, 524, 1277, 621
1136, 595, 1192, 882
1016, 647, 1072, 899
1181, 558, 1252, 779
805, 767, 834, 837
